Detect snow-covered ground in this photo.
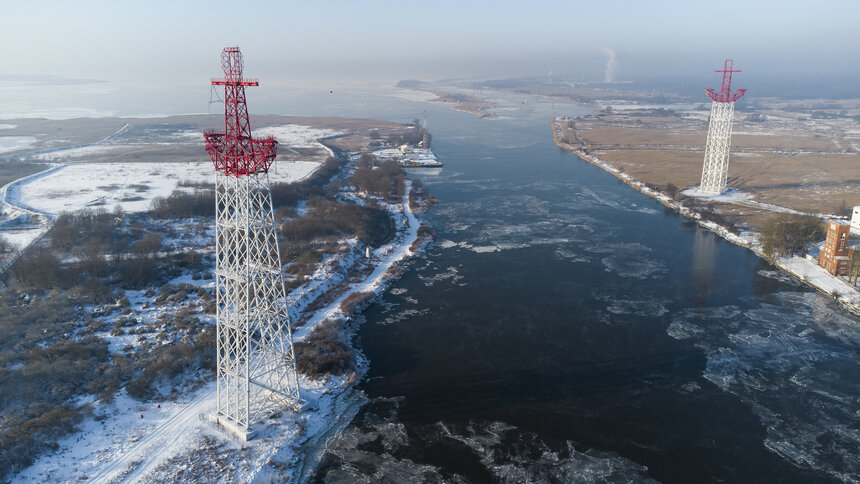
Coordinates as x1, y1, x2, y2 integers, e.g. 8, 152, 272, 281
682, 187, 754, 204
777, 256, 860, 309
0, 156, 319, 255
0, 123, 343, 261
3, 119, 422, 481
10, 160, 320, 215
253, 125, 343, 149
12, 173, 423, 483
295, 180, 418, 340
372, 147, 442, 167
29, 144, 126, 161
388, 88, 438, 103
16, 383, 219, 484
0, 227, 44, 250
682, 187, 831, 218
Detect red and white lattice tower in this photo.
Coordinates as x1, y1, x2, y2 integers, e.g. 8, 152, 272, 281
699, 59, 746, 194
203, 46, 301, 439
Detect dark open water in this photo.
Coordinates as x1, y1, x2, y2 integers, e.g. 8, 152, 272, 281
307, 91, 860, 483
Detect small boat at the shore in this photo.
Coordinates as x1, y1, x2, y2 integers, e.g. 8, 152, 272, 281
400, 148, 442, 168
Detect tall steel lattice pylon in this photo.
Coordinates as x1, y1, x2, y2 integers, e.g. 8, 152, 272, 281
203, 46, 301, 440
699, 59, 746, 195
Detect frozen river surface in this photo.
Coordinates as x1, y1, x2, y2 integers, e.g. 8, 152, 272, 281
314, 94, 860, 483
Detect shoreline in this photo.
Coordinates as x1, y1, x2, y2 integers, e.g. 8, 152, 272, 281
551, 117, 860, 315
292, 176, 431, 481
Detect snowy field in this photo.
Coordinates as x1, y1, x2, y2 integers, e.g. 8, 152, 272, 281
0, 122, 343, 268
253, 125, 343, 148
0, 227, 44, 251
29, 144, 126, 161
10, 160, 321, 215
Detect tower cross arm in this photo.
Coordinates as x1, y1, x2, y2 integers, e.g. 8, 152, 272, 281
211, 77, 260, 86
705, 87, 746, 103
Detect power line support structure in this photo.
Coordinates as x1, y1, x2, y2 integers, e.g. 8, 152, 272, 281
203, 46, 301, 440
699, 59, 746, 195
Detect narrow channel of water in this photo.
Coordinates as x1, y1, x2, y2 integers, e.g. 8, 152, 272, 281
308, 91, 860, 483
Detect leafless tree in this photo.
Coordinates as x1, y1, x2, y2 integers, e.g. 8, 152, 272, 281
664, 183, 680, 200
131, 232, 162, 259
760, 214, 825, 261
848, 249, 860, 286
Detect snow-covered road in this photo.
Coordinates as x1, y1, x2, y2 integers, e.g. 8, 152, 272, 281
85, 384, 217, 484
294, 179, 418, 340
0, 164, 64, 274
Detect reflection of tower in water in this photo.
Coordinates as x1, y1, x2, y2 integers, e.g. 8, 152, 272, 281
691, 230, 716, 307
812, 293, 830, 329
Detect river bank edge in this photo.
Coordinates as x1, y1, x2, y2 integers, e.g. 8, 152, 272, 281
551, 117, 860, 315
287, 173, 435, 482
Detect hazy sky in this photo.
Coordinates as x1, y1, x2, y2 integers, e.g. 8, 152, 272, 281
2, 0, 859, 86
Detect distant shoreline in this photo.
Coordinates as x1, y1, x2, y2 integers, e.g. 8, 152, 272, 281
551, 117, 860, 315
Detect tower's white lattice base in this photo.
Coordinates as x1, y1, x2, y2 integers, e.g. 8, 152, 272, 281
214, 171, 300, 437
699, 100, 736, 194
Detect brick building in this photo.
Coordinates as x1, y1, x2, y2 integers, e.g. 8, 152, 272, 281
819, 220, 852, 275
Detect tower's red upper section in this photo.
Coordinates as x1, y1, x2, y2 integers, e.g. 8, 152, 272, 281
204, 47, 278, 177
705, 59, 746, 103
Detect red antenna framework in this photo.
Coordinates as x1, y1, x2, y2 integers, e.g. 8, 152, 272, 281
705, 59, 746, 103
204, 47, 278, 176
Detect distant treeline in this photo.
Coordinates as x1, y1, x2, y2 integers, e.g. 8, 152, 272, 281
151, 190, 215, 218
385, 120, 428, 147
352, 156, 406, 202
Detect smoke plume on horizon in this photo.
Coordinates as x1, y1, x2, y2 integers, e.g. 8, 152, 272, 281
602, 48, 617, 83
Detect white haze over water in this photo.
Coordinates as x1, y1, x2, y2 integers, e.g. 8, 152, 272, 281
0, 1, 857, 120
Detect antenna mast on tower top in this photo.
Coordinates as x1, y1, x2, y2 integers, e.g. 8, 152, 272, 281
705, 59, 746, 103
204, 47, 278, 176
